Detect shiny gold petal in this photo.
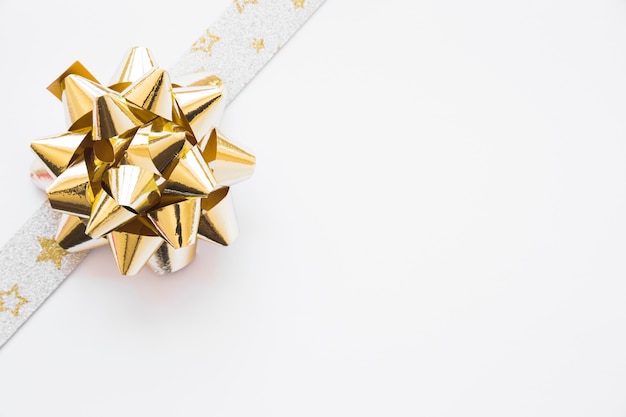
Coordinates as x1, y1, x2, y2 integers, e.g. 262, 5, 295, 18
147, 242, 197, 274
104, 165, 161, 212
147, 199, 201, 249
62, 74, 114, 126
126, 120, 188, 175
123, 67, 174, 120
147, 124, 188, 173
109, 47, 156, 91
124, 125, 159, 174
108, 231, 163, 275
163, 144, 217, 197
56, 214, 108, 252
201, 129, 256, 185
171, 71, 223, 89
198, 187, 239, 246
171, 102, 195, 144
85, 190, 137, 239
48, 61, 99, 101
157, 194, 191, 207
47, 160, 93, 218
114, 217, 159, 235
93, 95, 144, 142
85, 149, 108, 197
30, 129, 89, 177
93, 135, 134, 166
173, 85, 224, 140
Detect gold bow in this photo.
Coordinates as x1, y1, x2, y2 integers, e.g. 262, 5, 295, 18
30, 48, 255, 275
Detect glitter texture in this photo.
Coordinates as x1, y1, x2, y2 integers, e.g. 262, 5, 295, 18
0, 203, 88, 347
169, 0, 327, 104
0, 0, 326, 348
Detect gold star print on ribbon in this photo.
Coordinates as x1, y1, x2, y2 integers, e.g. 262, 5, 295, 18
192, 30, 221, 55
0, 285, 29, 317
234, 0, 258, 13
170, 0, 325, 107
252, 38, 265, 53
36, 237, 67, 270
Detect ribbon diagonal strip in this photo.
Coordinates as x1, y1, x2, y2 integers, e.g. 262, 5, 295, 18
170, 0, 327, 103
0, 203, 88, 347
0, 0, 327, 348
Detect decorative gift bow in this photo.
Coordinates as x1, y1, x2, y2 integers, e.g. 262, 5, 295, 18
0, 0, 326, 348
30, 47, 255, 275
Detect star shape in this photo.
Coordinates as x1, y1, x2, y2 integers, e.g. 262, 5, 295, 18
0, 284, 29, 317
36, 237, 67, 270
31, 48, 256, 275
252, 38, 265, 53
192, 30, 221, 55
234, 0, 258, 13
292, 0, 306, 9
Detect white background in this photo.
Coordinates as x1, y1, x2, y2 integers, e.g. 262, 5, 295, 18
1, 0, 626, 415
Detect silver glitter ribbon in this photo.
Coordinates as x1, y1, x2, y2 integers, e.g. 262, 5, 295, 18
0, 0, 326, 348
170, 0, 326, 103
0, 203, 88, 346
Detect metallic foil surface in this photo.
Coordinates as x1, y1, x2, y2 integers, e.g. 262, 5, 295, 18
31, 48, 256, 276
1, 0, 327, 348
